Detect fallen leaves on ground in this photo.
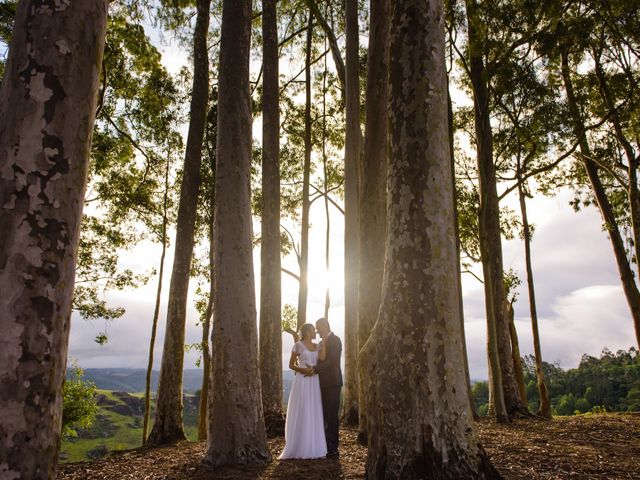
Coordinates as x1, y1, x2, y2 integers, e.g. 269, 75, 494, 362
57, 413, 640, 479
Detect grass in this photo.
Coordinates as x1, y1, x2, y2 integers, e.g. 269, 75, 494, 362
60, 390, 199, 463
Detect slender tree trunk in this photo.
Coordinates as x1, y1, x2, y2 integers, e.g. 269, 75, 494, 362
465, 0, 526, 420
561, 50, 640, 349
516, 161, 551, 419
357, 0, 389, 442
197, 219, 214, 441
259, 0, 284, 437
306, 0, 345, 95
449, 87, 477, 419
341, 0, 360, 426
360, 2, 501, 476
148, 0, 210, 445
297, 13, 313, 329
594, 54, 640, 288
203, 0, 270, 467
322, 46, 331, 320
0, 2, 108, 478
505, 301, 527, 405
143, 155, 171, 443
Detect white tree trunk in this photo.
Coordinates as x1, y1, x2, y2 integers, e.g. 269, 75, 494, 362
360, 0, 501, 477
203, 0, 270, 467
0, 1, 108, 478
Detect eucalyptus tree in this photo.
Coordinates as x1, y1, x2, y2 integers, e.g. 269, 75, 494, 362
204, 0, 271, 466
456, 0, 551, 420
148, 0, 211, 445
259, 0, 285, 436
540, 0, 640, 348
489, 50, 562, 418
340, 0, 361, 426
357, 0, 388, 440
360, 0, 501, 476
0, 1, 108, 478
297, 11, 313, 328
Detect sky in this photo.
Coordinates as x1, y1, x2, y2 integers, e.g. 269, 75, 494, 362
65, 16, 638, 381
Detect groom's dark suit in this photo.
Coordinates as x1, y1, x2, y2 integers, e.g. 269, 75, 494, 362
313, 332, 342, 454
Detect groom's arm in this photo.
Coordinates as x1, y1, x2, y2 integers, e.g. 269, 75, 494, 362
313, 336, 341, 374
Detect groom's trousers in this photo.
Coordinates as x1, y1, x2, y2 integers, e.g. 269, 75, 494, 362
321, 386, 341, 453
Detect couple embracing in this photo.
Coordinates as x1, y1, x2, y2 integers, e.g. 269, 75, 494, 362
279, 317, 342, 460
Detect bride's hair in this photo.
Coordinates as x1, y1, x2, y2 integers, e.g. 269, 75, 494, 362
299, 323, 315, 341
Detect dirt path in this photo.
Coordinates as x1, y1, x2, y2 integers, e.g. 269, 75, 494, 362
57, 413, 640, 479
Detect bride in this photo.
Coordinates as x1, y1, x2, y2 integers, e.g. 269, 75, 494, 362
279, 323, 327, 459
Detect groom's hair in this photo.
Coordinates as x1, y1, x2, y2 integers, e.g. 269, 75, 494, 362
316, 317, 330, 329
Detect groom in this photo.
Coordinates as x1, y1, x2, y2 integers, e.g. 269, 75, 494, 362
312, 317, 342, 457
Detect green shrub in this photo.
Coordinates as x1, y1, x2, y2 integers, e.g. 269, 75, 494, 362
556, 393, 576, 416
575, 397, 590, 413
62, 364, 98, 438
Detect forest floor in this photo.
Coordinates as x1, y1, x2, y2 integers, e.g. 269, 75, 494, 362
57, 412, 640, 479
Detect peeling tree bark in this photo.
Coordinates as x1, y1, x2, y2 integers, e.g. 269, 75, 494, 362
148, 0, 210, 446
203, 0, 271, 467
359, 1, 502, 477
259, 0, 284, 437
0, 1, 108, 478
357, 0, 388, 441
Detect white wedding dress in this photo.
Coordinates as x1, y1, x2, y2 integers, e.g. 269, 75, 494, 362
279, 341, 327, 459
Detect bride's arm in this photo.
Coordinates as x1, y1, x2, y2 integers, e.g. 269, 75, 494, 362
289, 350, 313, 375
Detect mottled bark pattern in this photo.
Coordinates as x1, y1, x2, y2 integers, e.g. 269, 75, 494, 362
341, 0, 360, 426
465, 0, 524, 420
0, 1, 108, 478
259, 0, 284, 436
148, 0, 210, 445
360, 1, 501, 477
357, 0, 389, 439
203, 0, 270, 467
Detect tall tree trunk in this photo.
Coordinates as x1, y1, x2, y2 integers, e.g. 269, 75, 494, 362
0, 2, 108, 478
516, 161, 551, 419
449, 87, 477, 419
297, 13, 313, 329
143, 155, 171, 443
197, 218, 214, 441
341, 0, 361, 427
259, 0, 284, 437
197, 289, 213, 441
594, 54, 640, 296
148, 0, 210, 445
464, 0, 525, 420
561, 50, 640, 349
203, 0, 270, 466
505, 301, 527, 405
360, 1, 501, 477
322, 46, 331, 320
357, 0, 389, 442
305, 0, 345, 96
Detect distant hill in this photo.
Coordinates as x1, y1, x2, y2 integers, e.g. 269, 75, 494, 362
74, 368, 297, 398
73, 369, 204, 393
